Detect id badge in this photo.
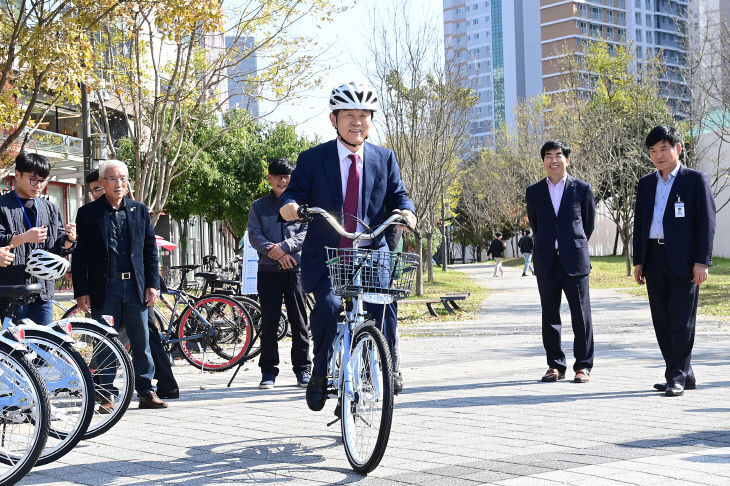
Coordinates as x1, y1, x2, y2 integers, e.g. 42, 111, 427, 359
675, 202, 685, 218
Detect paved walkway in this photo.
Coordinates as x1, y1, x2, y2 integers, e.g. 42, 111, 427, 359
26, 263, 730, 485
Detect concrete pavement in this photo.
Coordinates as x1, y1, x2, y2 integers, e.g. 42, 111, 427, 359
25, 262, 730, 485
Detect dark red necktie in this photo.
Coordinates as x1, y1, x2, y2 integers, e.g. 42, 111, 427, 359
340, 153, 360, 248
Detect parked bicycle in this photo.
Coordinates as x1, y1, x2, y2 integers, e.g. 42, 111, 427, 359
296, 206, 419, 473
0, 286, 50, 486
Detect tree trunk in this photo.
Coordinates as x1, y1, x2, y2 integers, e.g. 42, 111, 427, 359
416, 236, 424, 296
612, 222, 620, 256
180, 219, 189, 266
427, 233, 434, 282
621, 227, 632, 276
461, 237, 466, 264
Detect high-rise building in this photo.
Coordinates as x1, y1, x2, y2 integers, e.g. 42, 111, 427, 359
226, 36, 259, 118
444, 0, 692, 148
443, 0, 542, 148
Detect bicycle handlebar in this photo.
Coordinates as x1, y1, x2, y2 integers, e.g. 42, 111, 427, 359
297, 206, 421, 243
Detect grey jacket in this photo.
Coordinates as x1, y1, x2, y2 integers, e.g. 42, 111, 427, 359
247, 191, 306, 272
0, 191, 74, 301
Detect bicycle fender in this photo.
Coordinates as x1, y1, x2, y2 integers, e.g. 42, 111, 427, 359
53, 317, 119, 337
15, 321, 75, 344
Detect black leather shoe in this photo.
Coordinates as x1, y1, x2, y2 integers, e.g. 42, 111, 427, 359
157, 388, 180, 399
306, 375, 328, 411
394, 371, 403, 395
654, 381, 696, 392
665, 383, 684, 397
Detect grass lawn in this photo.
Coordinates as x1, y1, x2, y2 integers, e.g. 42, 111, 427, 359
507, 254, 730, 319
398, 266, 489, 323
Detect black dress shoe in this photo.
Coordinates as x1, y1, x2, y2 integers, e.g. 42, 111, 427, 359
654, 381, 696, 392
394, 371, 403, 395
665, 383, 684, 397
306, 375, 328, 411
157, 388, 180, 399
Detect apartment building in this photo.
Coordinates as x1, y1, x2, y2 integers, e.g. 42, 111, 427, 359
444, 0, 692, 148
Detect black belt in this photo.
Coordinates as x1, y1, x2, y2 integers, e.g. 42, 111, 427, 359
649, 238, 665, 245
112, 272, 132, 280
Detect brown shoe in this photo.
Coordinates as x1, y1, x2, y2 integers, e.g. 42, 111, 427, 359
574, 369, 591, 383
139, 391, 168, 409
541, 368, 565, 382
98, 401, 115, 414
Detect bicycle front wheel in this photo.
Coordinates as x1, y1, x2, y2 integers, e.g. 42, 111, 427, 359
0, 344, 50, 485
341, 325, 394, 474
176, 295, 252, 371
66, 321, 134, 439
21, 331, 94, 466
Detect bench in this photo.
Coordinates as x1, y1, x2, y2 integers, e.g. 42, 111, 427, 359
403, 293, 470, 317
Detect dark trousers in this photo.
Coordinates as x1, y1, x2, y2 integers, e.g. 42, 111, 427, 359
645, 241, 698, 387
536, 252, 594, 372
310, 276, 399, 377
92, 279, 155, 395
15, 299, 53, 326
147, 313, 178, 392
257, 271, 311, 375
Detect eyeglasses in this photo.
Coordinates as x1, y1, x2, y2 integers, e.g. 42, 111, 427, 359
270, 175, 291, 181
92, 187, 105, 194
105, 177, 129, 185
28, 176, 48, 187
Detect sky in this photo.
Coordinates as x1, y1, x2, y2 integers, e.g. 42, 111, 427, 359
227, 0, 443, 141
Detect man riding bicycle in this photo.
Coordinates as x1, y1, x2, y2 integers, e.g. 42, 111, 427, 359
279, 81, 416, 412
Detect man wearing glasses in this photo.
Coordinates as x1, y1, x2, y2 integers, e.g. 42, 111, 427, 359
73, 160, 166, 409
86, 169, 104, 200
0, 152, 76, 324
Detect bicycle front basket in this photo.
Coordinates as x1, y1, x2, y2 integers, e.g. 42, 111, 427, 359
325, 247, 419, 300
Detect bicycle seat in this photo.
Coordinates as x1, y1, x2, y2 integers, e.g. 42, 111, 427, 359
0, 284, 43, 301
195, 272, 219, 281
171, 264, 200, 271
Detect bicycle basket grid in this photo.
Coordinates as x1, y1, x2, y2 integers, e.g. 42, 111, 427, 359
325, 247, 418, 300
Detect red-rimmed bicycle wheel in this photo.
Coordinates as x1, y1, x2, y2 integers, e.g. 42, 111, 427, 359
176, 295, 252, 371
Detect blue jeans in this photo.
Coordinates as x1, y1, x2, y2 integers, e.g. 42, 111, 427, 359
92, 279, 155, 395
15, 299, 54, 326
522, 252, 534, 274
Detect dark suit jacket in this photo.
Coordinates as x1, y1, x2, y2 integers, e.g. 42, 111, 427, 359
72, 196, 159, 310
526, 175, 596, 277
633, 165, 716, 278
280, 140, 415, 292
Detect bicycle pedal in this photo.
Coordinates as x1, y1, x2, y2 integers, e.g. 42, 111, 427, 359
327, 417, 340, 427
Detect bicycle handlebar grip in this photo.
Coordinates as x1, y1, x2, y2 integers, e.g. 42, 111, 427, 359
297, 204, 308, 218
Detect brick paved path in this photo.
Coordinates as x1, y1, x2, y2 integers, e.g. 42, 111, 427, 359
26, 263, 730, 485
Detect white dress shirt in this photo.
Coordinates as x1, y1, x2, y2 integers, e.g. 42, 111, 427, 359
335, 139, 368, 242
547, 174, 568, 249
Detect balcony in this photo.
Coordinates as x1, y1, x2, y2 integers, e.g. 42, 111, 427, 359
1, 125, 82, 158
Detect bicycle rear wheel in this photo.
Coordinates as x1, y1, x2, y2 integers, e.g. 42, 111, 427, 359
0, 344, 50, 485
176, 295, 252, 371
66, 321, 134, 439
234, 296, 287, 360
341, 325, 394, 474
21, 331, 94, 466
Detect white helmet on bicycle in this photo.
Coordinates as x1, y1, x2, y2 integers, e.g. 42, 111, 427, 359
329, 82, 379, 112
26, 249, 70, 280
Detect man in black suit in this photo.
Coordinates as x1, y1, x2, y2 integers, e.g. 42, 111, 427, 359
526, 140, 596, 384
72, 160, 166, 409
633, 126, 716, 397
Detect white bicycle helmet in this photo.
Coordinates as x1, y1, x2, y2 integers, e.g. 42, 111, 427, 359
329, 81, 379, 112
26, 249, 70, 280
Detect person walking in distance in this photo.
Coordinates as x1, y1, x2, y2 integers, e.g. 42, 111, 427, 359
633, 125, 716, 397
487, 232, 506, 277
279, 81, 416, 412
247, 158, 312, 390
526, 140, 596, 384
518, 229, 534, 276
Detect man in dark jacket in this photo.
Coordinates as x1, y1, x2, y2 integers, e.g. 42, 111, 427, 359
487, 232, 507, 277
248, 158, 311, 390
0, 153, 75, 324
72, 160, 165, 409
518, 229, 534, 276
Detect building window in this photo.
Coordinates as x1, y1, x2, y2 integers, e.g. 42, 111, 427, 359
646, 14, 651, 26
590, 7, 602, 20
456, 8, 461, 14
635, 0, 640, 7
635, 13, 641, 25
645, 0, 651, 9
473, 3, 478, 9
474, 18, 478, 24
578, 4, 587, 17
636, 29, 642, 41
618, 12, 625, 24
607, 10, 614, 23
466, 20, 470, 26
617, 0, 625, 7
607, 27, 615, 39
